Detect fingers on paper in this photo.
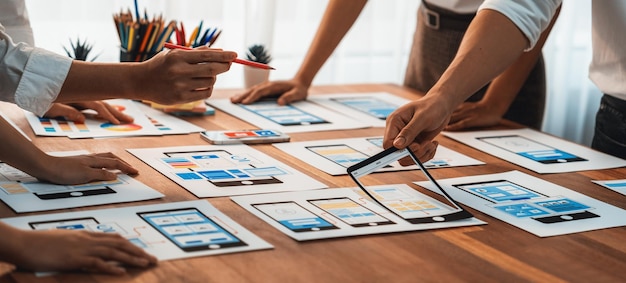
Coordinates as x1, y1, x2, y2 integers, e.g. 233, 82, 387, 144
46, 104, 86, 123
88, 153, 139, 176
81, 233, 156, 274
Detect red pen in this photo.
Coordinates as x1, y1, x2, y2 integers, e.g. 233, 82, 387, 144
164, 42, 275, 70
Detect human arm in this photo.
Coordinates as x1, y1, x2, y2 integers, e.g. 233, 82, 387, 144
231, 0, 368, 105
446, 6, 561, 131
44, 101, 134, 124
0, 116, 138, 184
58, 47, 236, 105
0, 28, 236, 116
384, 9, 532, 162
0, 222, 157, 274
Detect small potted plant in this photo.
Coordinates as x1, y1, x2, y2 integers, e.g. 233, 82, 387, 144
244, 44, 272, 88
63, 37, 99, 61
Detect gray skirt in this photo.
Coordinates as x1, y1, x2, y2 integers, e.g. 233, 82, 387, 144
403, 3, 546, 129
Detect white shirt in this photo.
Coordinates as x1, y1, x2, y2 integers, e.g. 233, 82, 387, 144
0, 0, 33, 45
0, 0, 72, 116
589, 1, 626, 100
480, 0, 626, 100
478, 0, 561, 50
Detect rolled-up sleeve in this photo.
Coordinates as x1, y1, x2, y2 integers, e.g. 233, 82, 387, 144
479, 0, 561, 50
0, 26, 72, 116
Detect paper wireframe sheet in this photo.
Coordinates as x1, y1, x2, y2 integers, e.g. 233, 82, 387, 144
273, 136, 484, 175
0, 151, 163, 213
232, 187, 485, 241
592, 179, 626, 196
416, 170, 626, 237
1, 200, 272, 261
127, 145, 328, 198
308, 92, 411, 127
206, 98, 369, 133
443, 128, 626, 173
24, 99, 163, 138
134, 102, 205, 135
24, 99, 204, 138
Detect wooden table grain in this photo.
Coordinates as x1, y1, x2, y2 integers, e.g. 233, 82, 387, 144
1, 84, 624, 283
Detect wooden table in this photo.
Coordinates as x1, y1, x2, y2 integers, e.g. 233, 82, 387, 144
1, 84, 624, 283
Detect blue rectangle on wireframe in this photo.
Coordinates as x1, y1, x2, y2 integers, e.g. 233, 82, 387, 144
198, 170, 234, 180
176, 172, 203, 180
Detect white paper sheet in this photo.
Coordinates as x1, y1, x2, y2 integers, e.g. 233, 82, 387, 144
444, 128, 626, 173
25, 99, 163, 138
134, 102, 205, 135
273, 136, 484, 175
231, 187, 485, 241
206, 98, 369, 133
1, 200, 272, 261
416, 170, 626, 237
592, 179, 626, 196
127, 145, 328, 198
0, 151, 163, 213
308, 92, 411, 127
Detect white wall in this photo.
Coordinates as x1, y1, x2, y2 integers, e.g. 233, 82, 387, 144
24, 0, 597, 145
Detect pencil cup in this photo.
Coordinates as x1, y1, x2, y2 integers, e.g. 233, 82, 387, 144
244, 66, 270, 88
120, 49, 159, 62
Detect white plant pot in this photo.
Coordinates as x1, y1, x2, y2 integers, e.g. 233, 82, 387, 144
244, 66, 270, 88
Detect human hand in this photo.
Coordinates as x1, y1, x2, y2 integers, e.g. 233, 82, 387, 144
12, 228, 157, 274
230, 79, 309, 105
44, 102, 134, 125
445, 101, 502, 131
34, 152, 138, 185
136, 47, 237, 105
383, 97, 450, 165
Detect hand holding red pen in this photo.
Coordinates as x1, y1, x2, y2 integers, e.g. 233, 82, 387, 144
127, 45, 236, 104
164, 43, 275, 70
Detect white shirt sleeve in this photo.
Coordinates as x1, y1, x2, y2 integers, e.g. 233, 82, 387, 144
0, 24, 72, 116
478, 0, 561, 50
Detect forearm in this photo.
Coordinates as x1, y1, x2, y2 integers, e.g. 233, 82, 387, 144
0, 117, 49, 176
0, 222, 23, 264
56, 61, 144, 102
481, 6, 561, 115
294, 0, 367, 86
426, 9, 528, 114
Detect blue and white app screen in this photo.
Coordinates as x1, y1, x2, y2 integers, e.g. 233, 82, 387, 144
253, 202, 339, 232
478, 135, 586, 164
138, 208, 247, 251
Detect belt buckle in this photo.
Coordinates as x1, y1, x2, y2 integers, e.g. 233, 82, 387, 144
425, 9, 440, 30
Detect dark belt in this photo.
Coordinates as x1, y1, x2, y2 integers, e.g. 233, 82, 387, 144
421, 1, 475, 31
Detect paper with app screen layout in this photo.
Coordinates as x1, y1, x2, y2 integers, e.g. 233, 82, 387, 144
206, 98, 369, 133
415, 170, 626, 237
231, 187, 485, 241
308, 92, 411, 127
592, 179, 626, 196
273, 136, 484, 175
127, 145, 328, 197
0, 151, 163, 213
444, 128, 626, 173
1, 200, 272, 262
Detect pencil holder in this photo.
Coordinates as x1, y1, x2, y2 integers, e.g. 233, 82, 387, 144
120, 49, 159, 62
244, 66, 270, 88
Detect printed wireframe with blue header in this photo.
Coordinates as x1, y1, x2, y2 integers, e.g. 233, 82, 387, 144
347, 146, 473, 224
